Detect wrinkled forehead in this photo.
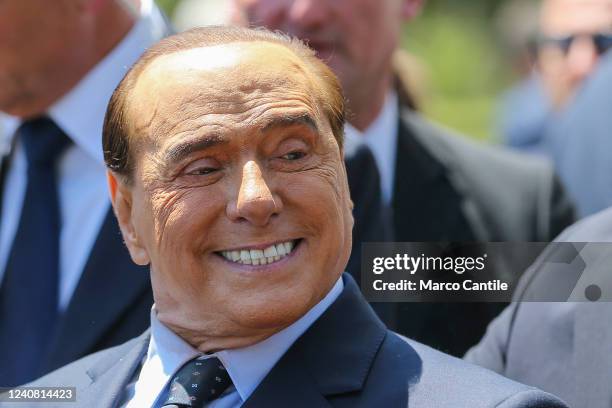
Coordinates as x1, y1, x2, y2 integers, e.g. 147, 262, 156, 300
542, 0, 612, 34
127, 42, 324, 142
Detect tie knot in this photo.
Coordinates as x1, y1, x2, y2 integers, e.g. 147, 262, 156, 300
163, 356, 233, 407
18, 117, 71, 166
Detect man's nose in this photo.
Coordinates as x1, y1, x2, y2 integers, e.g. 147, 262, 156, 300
227, 161, 282, 226
566, 36, 600, 82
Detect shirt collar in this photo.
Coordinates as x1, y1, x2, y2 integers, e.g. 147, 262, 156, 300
46, 0, 167, 164
0, 113, 18, 156
345, 91, 399, 203
149, 276, 344, 403
344, 91, 398, 140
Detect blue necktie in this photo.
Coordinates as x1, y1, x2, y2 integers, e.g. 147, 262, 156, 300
0, 117, 71, 387
162, 356, 233, 407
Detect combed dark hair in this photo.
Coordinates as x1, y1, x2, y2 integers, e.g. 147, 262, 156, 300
102, 25, 345, 181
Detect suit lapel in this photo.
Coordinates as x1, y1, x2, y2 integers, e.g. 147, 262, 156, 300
0, 136, 16, 230
0, 154, 7, 224
243, 274, 387, 407
82, 331, 150, 408
242, 355, 332, 408
392, 114, 476, 242
44, 209, 151, 371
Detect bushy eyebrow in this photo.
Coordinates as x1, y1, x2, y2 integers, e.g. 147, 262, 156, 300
163, 133, 229, 164
260, 113, 319, 134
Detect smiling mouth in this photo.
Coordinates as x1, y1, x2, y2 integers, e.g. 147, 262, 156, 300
217, 239, 301, 266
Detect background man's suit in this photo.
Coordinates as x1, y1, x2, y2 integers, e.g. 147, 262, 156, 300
543, 52, 612, 217
466, 206, 612, 408
7, 275, 568, 408
392, 107, 575, 356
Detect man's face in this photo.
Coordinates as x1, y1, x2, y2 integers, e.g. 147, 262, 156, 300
233, 0, 412, 117
538, 0, 612, 108
113, 42, 353, 349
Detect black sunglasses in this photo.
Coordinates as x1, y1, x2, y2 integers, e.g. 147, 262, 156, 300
535, 33, 612, 56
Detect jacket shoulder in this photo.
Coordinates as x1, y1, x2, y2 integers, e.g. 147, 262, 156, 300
401, 110, 553, 178
363, 330, 568, 407
401, 110, 563, 240
26, 333, 147, 388
555, 206, 612, 241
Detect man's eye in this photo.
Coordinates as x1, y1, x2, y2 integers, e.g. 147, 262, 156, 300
186, 167, 218, 176
281, 151, 306, 161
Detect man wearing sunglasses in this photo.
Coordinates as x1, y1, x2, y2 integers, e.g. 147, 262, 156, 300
502, 0, 612, 215
502, 0, 612, 150
536, 0, 612, 110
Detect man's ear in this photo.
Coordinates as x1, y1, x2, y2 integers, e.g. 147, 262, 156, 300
402, 0, 423, 20
107, 171, 150, 266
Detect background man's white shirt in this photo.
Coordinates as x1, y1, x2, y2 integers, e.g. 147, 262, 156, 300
344, 92, 399, 205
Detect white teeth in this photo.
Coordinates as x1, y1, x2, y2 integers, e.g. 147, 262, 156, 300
240, 250, 251, 264
250, 249, 263, 261
264, 246, 278, 257
220, 240, 298, 265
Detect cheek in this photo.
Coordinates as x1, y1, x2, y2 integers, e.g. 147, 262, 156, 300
282, 162, 352, 246
145, 186, 224, 262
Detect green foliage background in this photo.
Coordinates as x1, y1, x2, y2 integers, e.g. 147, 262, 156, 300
403, 0, 514, 141
156, 0, 516, 142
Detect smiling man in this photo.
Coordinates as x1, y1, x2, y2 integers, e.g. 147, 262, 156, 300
9, 27, 568, 408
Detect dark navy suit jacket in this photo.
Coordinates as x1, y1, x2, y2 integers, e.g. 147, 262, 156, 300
11, 274, 568, 408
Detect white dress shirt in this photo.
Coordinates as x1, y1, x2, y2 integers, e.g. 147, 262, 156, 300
0, 0, 167, 311
124, 277, 344, 408
345, 91, 399, 205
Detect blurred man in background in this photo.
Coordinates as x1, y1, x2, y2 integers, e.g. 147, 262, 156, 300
541, 0, 612, 217
546, 51, 612, 217
500, 0, 612, 157
537, 0, 612, 110
232, 0, 575, 356
0, 0, 169, 386
502, 0, 612, 216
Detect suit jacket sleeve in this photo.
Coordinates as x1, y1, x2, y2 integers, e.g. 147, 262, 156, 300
463, 303, 517, 374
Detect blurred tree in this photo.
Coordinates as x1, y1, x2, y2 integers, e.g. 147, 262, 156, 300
402, 0, 514, 141
156, 0, 180, 16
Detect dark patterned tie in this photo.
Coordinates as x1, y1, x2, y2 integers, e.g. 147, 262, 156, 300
0, 117, 71, 386
162, 356, 233, 407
